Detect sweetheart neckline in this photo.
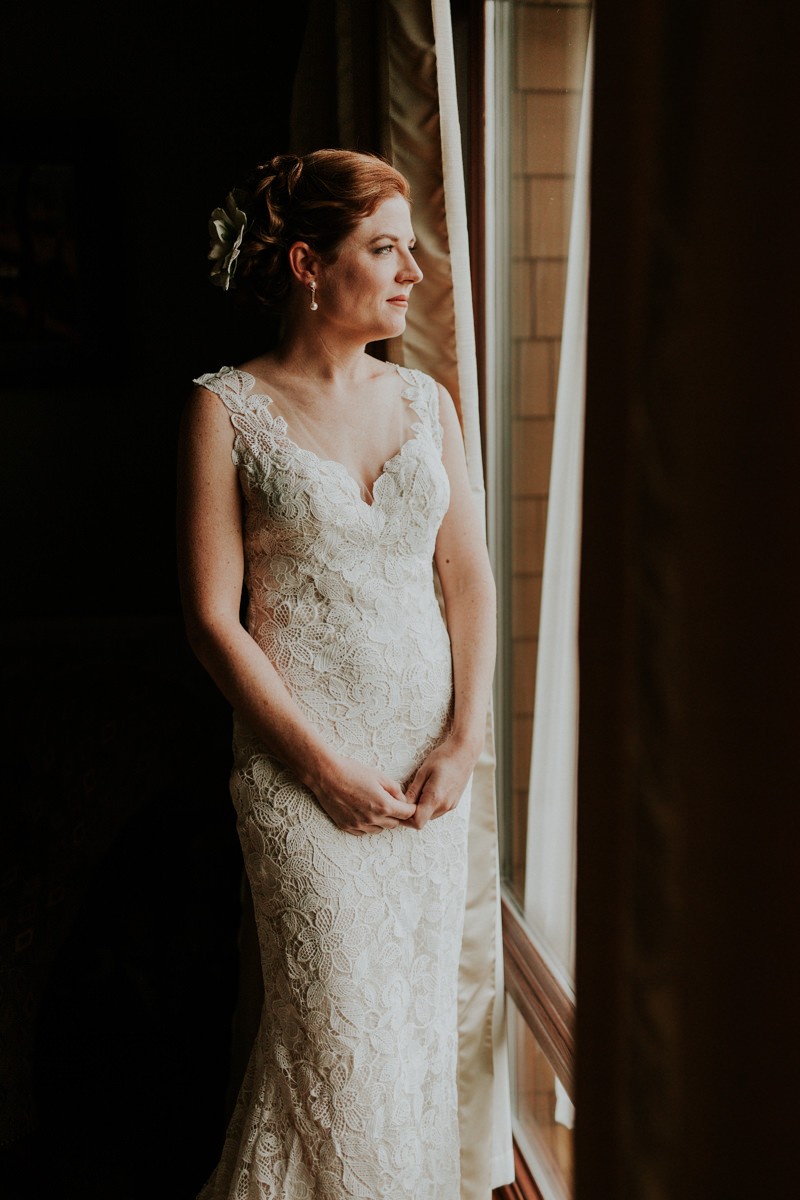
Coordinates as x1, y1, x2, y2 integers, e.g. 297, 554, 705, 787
233, 364, 425, 511
279, 430, 423, 510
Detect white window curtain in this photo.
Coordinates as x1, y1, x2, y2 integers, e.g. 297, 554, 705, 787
523, 21, 594, 1003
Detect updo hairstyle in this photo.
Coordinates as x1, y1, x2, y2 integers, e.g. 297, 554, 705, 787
234, 149, 412, 312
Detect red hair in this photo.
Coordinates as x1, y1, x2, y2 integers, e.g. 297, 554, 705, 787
234, 149, 412, 312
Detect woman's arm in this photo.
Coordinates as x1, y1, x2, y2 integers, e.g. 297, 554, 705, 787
403, 382, 497, 829
176, 385, 416, 835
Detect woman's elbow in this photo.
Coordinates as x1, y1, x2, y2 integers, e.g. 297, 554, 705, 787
181, 601, 239, 665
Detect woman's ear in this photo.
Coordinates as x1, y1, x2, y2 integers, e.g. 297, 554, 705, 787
288, 241, 320, 286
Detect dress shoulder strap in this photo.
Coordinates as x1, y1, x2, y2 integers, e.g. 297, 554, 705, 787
192, 366, 265, 416
394, 365, 443, 452
192, 367, 277, 473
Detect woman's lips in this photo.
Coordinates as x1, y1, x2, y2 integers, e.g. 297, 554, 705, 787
387, 297, 409, 306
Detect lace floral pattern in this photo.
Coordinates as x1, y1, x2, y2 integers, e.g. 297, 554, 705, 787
193, 365, 471, 1200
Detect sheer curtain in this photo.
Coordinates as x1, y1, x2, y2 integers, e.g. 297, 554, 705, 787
289, 2, 514, 1195
523, 20, 594, 1004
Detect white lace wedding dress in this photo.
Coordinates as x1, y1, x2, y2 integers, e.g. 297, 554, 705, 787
193, 363, 472, 1200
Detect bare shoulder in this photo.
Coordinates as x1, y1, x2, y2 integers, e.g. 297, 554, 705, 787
237, 351, 276, 380
183, 380, 229, 422
434, 378, 455, 409
235, 353, 305, 403
179, 382, 235, 458
373, 353, 400, 377
433, 380, 465, 438
349, 352, 398, 393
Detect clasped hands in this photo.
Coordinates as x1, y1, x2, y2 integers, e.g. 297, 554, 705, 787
313, 737, 475, 836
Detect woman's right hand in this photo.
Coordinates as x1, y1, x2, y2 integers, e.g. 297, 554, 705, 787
308, 753, 417, 835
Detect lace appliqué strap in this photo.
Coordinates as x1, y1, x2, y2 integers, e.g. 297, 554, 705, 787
394, 365, 444, 453
193, 364, 261, 412
193, 365, 280, 473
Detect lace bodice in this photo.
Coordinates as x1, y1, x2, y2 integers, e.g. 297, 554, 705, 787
193, 363, 454, 781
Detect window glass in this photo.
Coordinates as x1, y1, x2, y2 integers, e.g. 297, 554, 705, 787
500, 0, 592, 909
486, 4, 592, 1193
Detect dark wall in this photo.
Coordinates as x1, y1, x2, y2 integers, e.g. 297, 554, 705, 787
1, 4, 309, 1196
2, 2, 308, 623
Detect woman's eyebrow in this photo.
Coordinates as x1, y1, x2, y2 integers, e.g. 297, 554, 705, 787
367, 232, 417, 244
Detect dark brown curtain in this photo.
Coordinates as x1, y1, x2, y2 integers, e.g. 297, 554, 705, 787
577, 4, 800, 1196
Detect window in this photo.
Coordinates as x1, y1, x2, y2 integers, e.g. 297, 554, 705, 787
483, 3, 593, 1195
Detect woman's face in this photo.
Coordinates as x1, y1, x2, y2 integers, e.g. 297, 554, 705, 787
315, 194, 423, 341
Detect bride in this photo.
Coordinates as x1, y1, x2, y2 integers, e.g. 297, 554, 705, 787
176, 149, 496, 1199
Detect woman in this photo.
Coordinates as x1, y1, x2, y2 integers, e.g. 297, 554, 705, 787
177, 149, 497, 1199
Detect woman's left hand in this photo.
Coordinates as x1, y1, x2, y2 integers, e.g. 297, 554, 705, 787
401, 736, 477, 830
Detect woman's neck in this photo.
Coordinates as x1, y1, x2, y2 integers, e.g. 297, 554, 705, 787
266, 322, 385, 389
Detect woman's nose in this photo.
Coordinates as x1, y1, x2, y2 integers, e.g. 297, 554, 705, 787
399, 253, 423, 285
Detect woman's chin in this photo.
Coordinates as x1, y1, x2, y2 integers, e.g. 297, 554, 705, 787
379, 315, 408, 339
358, 312, 408, 343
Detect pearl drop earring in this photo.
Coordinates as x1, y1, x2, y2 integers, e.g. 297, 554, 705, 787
309, 281, 318, 312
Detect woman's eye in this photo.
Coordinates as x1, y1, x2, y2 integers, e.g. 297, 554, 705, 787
374, 245, 393, 255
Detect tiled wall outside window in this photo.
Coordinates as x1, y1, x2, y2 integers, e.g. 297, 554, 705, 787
506, 1, 591, 901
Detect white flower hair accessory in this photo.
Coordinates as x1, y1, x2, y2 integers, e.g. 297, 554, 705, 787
208, 191, 248, 290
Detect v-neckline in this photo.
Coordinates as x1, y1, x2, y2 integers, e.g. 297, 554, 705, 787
236, 363, 423, 510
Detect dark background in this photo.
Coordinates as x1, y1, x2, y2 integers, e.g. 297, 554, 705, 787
1, 4, 309, 1196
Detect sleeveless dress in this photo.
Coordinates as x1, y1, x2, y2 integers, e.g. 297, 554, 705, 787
193, 363, 472, 1200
